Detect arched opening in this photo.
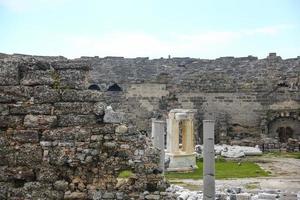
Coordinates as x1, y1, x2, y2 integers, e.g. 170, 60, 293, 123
277, 126, 294, 143
107, 83, 122, 92
88, 84, 100, 91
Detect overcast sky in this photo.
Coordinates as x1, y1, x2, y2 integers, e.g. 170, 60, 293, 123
0, 0, 299, 59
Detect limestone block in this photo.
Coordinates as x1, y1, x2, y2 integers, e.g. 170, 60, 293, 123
33, 85, 60, 103
54, 102, 93, 115
64, 191, 87, 199
0, 104, 9, 115
15, 144, 43, 166
54, 180, 69, 191
13, 130, 39, 143
24, 114, 57, 129
9, 103, 52, 115
57, 69, 88, 89
0, 86, 32, 103
0, 115, 23, 128
5, 167, 35, 181
0, 61, 19, 85
115, 124, 128, 134
61, 89, 103, 102
57, 114, 96, 127
42, 127, 90, 141
21, 70, 54, 86
104, 106, 125, 123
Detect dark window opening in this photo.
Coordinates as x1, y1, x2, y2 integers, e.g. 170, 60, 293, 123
277, 126, 293, 143
107, 83, 122, 91
88, 84, 100, 90
277, 82, 289, 87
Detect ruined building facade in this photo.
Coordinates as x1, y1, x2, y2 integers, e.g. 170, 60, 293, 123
0, 52, 300, 198
1, 53, 300, 146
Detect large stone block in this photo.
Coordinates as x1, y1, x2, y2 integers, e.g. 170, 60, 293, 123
61, 89, 103, 102
41, 127, 90, 141
0, 115, 23, 128
15, 144, 43, 166
54, 102, 94, 115
4, 166, 35, 181
20, 70, 54, 86
0, 61, 19, 85
57, 70, 88, 89
33, 85, 60, 103
57, 114, 96, 127
52, 61, 90, 70
103, 107, 125, 124
0, 104, 9, 115
0, 86, 32, 103
13, 130, 39, 143
9, 104, 52, 115
24, 114, 57, 129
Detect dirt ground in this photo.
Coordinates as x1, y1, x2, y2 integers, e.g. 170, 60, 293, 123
170, 156, 300, 193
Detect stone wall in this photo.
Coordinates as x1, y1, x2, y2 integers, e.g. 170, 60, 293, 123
1, 52, 300, 145
0, 55, 167, 199
87, 53, 300, 145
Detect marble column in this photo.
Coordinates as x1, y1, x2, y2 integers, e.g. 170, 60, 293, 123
203, 120, 215, 200
151, 119, 166, 173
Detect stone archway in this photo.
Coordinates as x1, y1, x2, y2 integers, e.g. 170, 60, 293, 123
277, 126, 294, 143
265, 112, 300, 142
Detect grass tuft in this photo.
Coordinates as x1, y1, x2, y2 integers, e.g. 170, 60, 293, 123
118, 170, 133, 178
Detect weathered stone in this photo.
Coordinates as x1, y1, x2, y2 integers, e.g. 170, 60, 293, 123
103, 142, 117, 148
24, 114, 57, 129
9, 103, 53, 115
57, 69, 88, 89
103, 107, 125, 123
0, 104, 9, 115
0, 86, 32, 103
61, 89, 103, 102
33, 85, 60, 103
64, 191, 87, 199
42, 127, 90, 141
21, 70, 54, 86
54, 102, 94, 115
13, 130, 39, 143
145, 194, 160, 200
57, 114, 96, 127
0, 61, 19, 85
0, 115, 23, 128
102, 192, 115, 199
115, 124, 128, 134
93, 102, 106, 115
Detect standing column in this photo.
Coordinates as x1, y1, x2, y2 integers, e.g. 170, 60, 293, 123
203, 120, 215, 200
151, 119, 166, 173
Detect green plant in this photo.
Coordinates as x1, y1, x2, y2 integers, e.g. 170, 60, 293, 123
118, 170, 133, 178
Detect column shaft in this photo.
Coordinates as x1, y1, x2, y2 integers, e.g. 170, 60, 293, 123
203, 120, 215, 200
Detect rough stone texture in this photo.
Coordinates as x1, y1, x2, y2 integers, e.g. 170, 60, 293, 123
0, 55, 167, 199
4, 54, 297, 147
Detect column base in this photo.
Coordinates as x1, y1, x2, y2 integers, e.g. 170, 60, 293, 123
166, 152, 197, 172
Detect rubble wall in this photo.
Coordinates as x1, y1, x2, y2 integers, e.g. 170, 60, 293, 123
1, 53, 300, 144
0, 55, 166, 199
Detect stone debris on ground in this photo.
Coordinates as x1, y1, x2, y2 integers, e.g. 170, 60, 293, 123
165, 185, 300, 200
195, 144, 262, 158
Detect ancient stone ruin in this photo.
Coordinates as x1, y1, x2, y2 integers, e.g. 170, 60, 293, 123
0, 54, 167, 199
0, 52, 300, 199
165, 109, 197, 171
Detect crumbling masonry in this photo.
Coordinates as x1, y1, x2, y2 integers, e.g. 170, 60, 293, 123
0, 52, 300, 198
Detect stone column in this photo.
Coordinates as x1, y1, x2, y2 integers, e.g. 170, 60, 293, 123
184, 119, 194, 154
151, 119, 166, 173
203, 120, 215, 200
